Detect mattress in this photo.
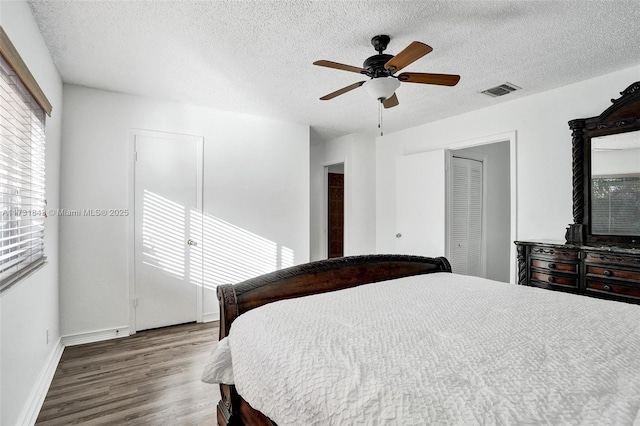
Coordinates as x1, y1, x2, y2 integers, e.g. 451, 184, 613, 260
204, 272, 640, 425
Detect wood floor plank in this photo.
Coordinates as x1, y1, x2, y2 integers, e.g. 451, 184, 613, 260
36, 322, 219, 425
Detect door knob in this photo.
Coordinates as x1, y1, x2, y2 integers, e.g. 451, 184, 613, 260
396, 233, 402, 238
187, 239, 197, 246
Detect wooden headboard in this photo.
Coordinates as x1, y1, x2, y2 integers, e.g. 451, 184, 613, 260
215, 254, 451, 426
217, 254, 451, 339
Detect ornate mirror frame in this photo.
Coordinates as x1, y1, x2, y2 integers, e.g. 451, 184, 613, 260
566, 81, 640, 247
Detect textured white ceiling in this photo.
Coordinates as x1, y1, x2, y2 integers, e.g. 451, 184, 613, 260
28, 0, 640, 143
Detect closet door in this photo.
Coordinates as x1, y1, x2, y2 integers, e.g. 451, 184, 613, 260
449, 156, 483, 276
134, 131, 203, 331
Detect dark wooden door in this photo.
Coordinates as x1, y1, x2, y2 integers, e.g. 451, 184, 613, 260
328, 173, 344, 258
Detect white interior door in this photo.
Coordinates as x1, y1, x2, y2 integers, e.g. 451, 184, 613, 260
395, 150, 446, 256
134, 132, 202, 331
449, 156, 483, 276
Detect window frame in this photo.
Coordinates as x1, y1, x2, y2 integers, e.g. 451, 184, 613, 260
0, 26, 52, 292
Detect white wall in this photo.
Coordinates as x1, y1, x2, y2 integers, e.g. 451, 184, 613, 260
309, 142, 324, 260
453, 142, 510, 282
0, 1, 63, 425
310, 133, 376, 260
60, 85, 309, 338
376, 64, 640, 258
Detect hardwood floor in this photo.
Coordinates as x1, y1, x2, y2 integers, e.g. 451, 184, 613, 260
36, 322, 220, 425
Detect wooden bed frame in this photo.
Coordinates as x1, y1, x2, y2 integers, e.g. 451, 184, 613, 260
215, 254, 452, 426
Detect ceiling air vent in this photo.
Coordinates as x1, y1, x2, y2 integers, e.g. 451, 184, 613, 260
481, 82, 521, 97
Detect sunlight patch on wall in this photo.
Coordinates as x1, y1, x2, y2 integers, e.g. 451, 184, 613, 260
198, 211, 278, 288
142, 190, 186, 279
280, 246, 294, 269
141, 190, 295, 288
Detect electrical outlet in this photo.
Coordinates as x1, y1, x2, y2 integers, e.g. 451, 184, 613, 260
46, 328, 49, 345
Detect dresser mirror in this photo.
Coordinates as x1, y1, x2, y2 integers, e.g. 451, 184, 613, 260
566, 81, 640, 247
590, 132, 640, 237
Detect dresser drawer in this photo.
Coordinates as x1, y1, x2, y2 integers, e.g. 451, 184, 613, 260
585, 279, 640, 301
531, 259, 578, 274
529, 246, 578, 262
585, 265, 640, 282
584, 252, 640, 268
531, 271, 579, 288
516, 240, 640, 303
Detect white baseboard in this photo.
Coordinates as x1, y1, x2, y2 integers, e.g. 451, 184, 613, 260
202, 312, 219, 323
62, 326, 130, 347
17, 338, 64, 426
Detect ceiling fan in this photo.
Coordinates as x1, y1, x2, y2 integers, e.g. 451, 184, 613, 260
313, 35, 460, 109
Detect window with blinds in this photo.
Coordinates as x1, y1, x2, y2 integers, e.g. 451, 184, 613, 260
0, 52, 47, 291
592, 176, 640, 236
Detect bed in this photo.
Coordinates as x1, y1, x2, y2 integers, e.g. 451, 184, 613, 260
203, 254, 640, 425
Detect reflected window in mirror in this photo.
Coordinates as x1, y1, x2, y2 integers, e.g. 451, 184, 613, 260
591, 132, 640, 236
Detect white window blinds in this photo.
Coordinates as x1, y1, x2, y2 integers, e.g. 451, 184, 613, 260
592, 176, 640, 236
0, 53, 46, 291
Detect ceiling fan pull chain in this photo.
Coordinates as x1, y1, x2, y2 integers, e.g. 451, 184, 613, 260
378, 100, 383, 136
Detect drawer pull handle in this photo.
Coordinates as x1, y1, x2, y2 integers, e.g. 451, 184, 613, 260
548, 276, 555, 283
603, 285, 612, 292
603, 270, 612, 277
548, 263, 556, 269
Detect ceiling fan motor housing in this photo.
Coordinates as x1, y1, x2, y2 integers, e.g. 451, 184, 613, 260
363, 54, 394, 78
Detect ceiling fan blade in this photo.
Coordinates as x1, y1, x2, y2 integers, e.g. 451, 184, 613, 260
384, 41, 433, 73
397, 72, 460, 86
383, 93, 399, 109
319, 81, 366, 100
313, 60, 368, 75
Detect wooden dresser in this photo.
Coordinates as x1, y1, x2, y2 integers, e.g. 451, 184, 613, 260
516, 83, 640, 304
516, 241, 640, 304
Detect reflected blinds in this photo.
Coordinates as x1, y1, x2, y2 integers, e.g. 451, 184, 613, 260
591, 176, 640, 236
0, 54, 46, 291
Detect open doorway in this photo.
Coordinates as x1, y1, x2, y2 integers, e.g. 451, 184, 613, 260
325, 163, 345, 258
447, 141, 511, 282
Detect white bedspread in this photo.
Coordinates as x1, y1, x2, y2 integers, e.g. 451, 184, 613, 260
223, 273, 640, 425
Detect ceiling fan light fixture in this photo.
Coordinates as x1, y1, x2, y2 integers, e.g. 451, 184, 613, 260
363, 77, 400, 101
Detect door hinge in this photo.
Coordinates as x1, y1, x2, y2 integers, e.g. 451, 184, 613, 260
133, 297, 138, 308
134, 151, 138, 161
